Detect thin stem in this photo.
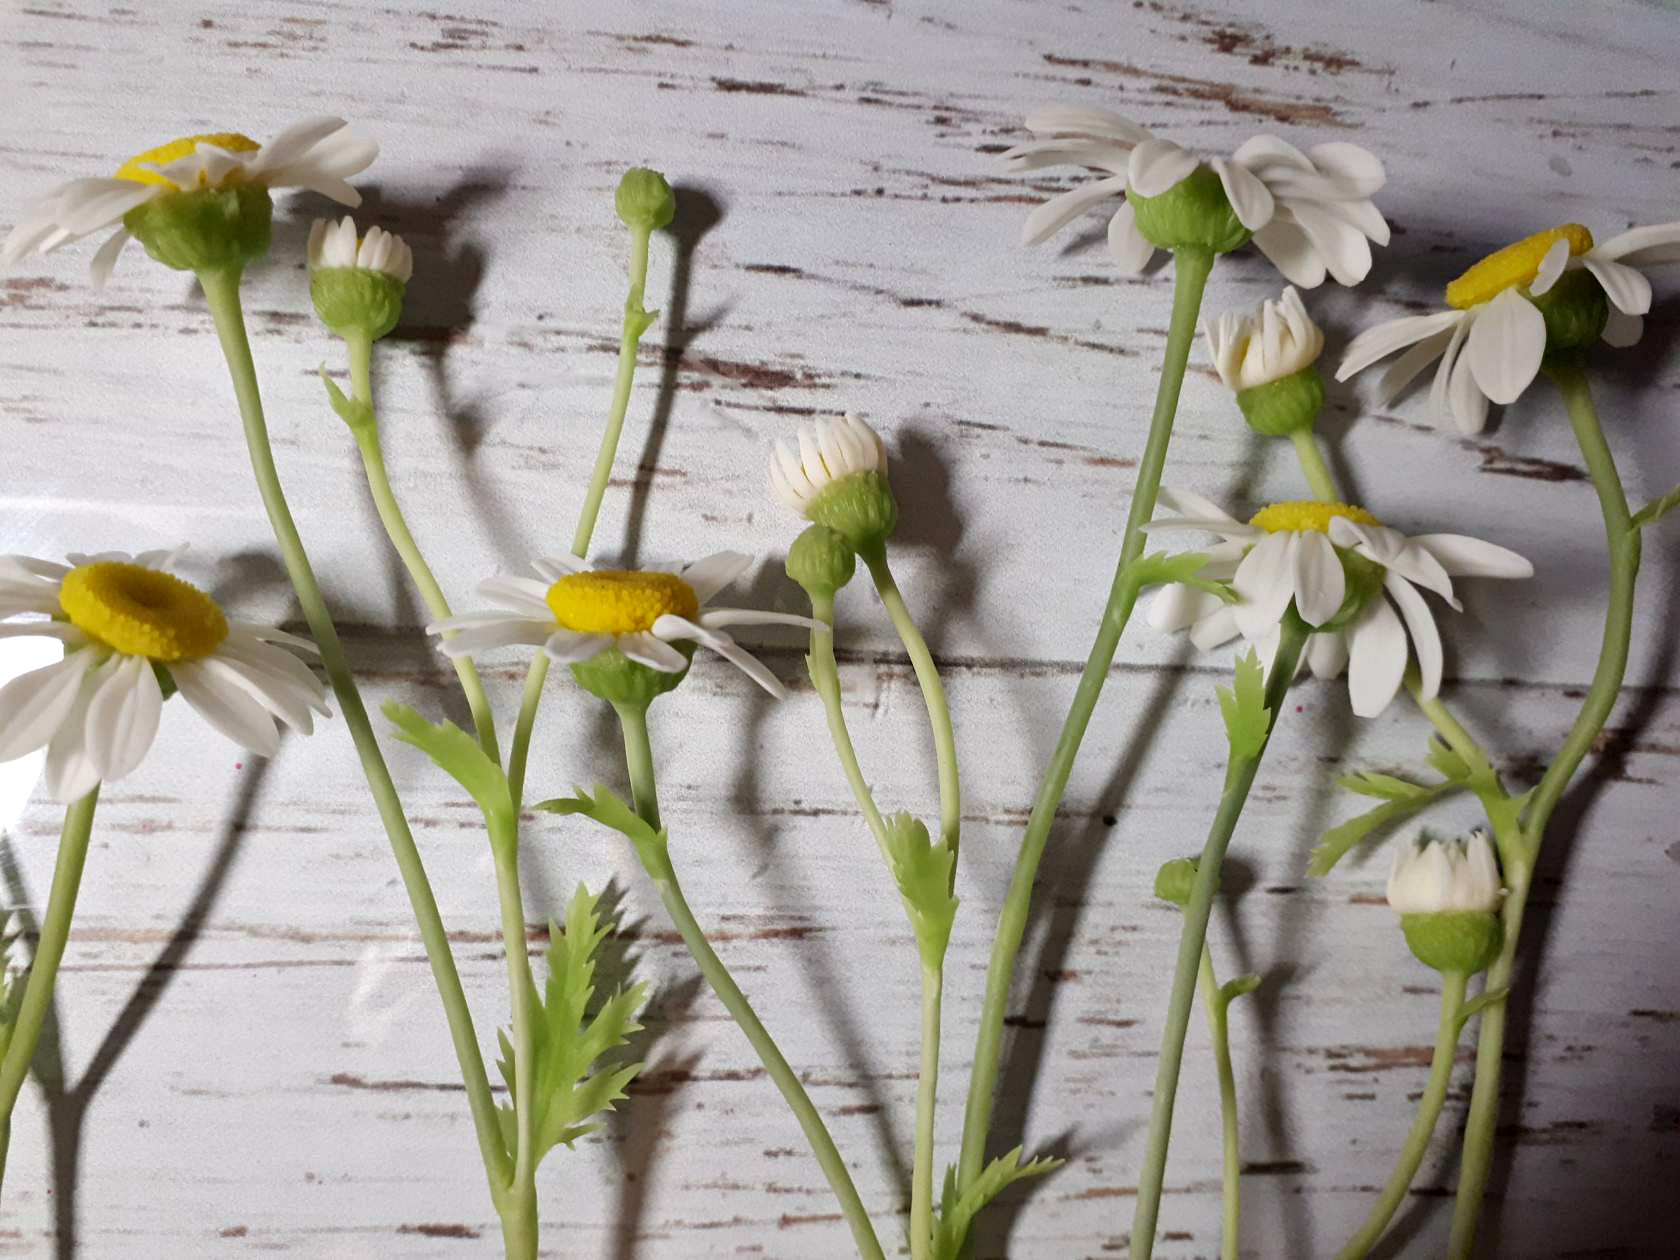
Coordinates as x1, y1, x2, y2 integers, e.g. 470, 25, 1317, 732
1196, 947, 1240, 1260
197, 266, 510, 1193
1334, 970, 1470, 1260
1131, 619, 1308, 1259
343, 331, 499, 761
507, 655, 550, 814
957, 246, 1215, 1191
911, 963, 944, 1260
1291, 428, 1338, 502
490, 817, 539, 1196
1448, 358, 1640, 1258
805, 592, 892, 863
614, 703, 886, 1260
0, 786, 100, 1193
860, 548, 959, 869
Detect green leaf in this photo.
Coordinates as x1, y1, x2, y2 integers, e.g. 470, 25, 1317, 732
883, 812, 959, 967
499, 884, 650, 1166
1218, 648, 1271, 761
534, 784, 667, 866
384, 701, 513, 827
1632, 483, 1680, 531
1123, 551, 1237, 602
1220, 972, 1262, 1003
933, 1147, 1063, 1259
1336, 770, 1433, 801
1455, 986, 1509, 1035
1424, 735, 1491, 786
1307, 782, 1462, 877
318, 365, 375, 432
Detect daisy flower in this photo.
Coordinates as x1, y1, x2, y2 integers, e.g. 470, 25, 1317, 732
1204, 285, 1324, 391
0, 550, 329, 802
1144, 491, 1532, 717
1336, 220, 1680, 434
1387, 831, 1503, 916
1, 117, 377, 285
1004, 104, 1387, 286
308, 215, 413, 282
430, 552, 818, 699
768, 413, 889, 517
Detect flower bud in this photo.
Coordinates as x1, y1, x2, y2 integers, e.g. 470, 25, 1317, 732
124, 184, 273, 275
1154, 856, 1199, 907
769, 415, 898, 552
1128, 166, 1252, 256
785, 524, 857, 599
570, 644, 693, 709
1206, 287, 1327, 436
615, 167, 676, 232
308, 217, 410, 342
1388, 832, 1505, 974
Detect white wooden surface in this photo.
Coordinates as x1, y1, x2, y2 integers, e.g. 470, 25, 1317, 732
2, 2, 1679, 1256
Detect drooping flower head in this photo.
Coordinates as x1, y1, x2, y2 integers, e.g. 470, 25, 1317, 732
1, 117, 376, 284
1386, 830, 1504, 973
1145, 489, 1532, 717
430, 551, 816, 703
1005, 104, 1387, 286
308, 215, 411, 341
0, 550, 329, 801
1337, 219, 1680, 434
769, 415, 898, 552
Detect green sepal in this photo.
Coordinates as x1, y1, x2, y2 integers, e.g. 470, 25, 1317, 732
383, 701, 514, 831
933, 1147, 1063, 1259
535, 783, 668, 869
494, 884, 649, 1166
1401, 910, 1502, 975
570, 645, 693, 708
319, 367, 375, 433
883, 812, 958, 968
1530, 268, 1608, 354
1235, 367, 1324, 437
124, 183, 272, 274
1632, 483, 1680, 531
1123, 551, 1236, 603
786, 523, 857, 599
1127, 166, 1252, 256
1153, 856, 1199, 907
1217, 647, 1271, 762
805, 470, 898, 551
311, 266, 406, 341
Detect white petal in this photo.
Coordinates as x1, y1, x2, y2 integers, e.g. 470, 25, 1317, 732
1590, 221, 1680, 266
1410, 533, 1533, 580
85, 653, 162, 782
1250, 218, 1326, 288
697, 608, 821, 631
227, 620, 319, 655
1189, 604, 1242, 651
1431, 315, 1488, 436
476, 576, 554, 616
1346, 597, 1407, 718
1376, 327, 1456, 404
1306, 629, 1349, 680
1284, 201, 1371, 287
652, 615, 786, 697
42, 665, 102, 803
0, 622, 84, 644
542, 630, 611, 663
1530, 238, 1570, 296
1106, 199, 1155, 272
1291, 531, 1345, 627
0, 651, 94, 761
1601, 308, 1643, 348
436, 618, 555, 658
616, 631, 689, 673
193, 651, 317, 733
1127, 140, 1199, 198
1380, 539, 1459, 607
1021, 176, 1129, 246
1210, 157, 1274, 231
1156, 486, 1239, 524
530, 553, 586, 581
87, 228, 132, 286
171, 661, 281, 756
1023, 104, 1154, 145
249, 117, 347, 173
1232, 134, 1315, 175
59, 179, 154, 234
1001, 137, 1136, 175
1337, 310, 1463, 381
682, 551, 754, 603
1583, 256, 1652, 316
1148, 583, 1223, 633
1383, 575, 1443, 700
1465, 288, 1546, 406
1232, 533, 1296, 638
1305, 142, 1386, 198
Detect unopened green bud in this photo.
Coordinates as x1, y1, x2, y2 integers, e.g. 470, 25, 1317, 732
806, 471, 898, 553
1531, 269, 1609, 355
311, 267, 406, 341
570, 645, 693, 709
124, 184, 273, 275
1236, 367, 1325, 437
1154, 856, 1200, 907
1128, 167, 1251, 256
785, 524, 856, 599
1400, 911, 1502, 975
616, 167, 676, 232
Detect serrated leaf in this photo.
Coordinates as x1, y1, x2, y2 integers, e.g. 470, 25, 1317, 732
318, 366, 375, 431
1455, 986, 1509, 1036
1123, 551, 1237, 602
1220, 973, 1262, 1003
384, 701, 512, 826
933, 1146, 1063, 1259
1307, 782, 1462, 877
1337, 770, 1432, 801
883, 812, 959, 967
1424, 735, 1491, 786
1218, 648, 1271, 761
1632, 483, 1680, 530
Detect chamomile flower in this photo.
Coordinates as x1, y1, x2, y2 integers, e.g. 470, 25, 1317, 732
1005, 105, 1387, 285
1205, 285, 1324, 391
430, 552, 818, 699
0, 550, 329, 802
307, 215, 412, 282
0, 117, 377, 285
1336, 220, 1680, 434
769, 414, 888, 516
1144, 491, 1532, 717
1387, 831, 1503, 916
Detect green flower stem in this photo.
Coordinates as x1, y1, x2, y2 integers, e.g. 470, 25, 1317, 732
912, 962, 944, 1260
612, 701, 886, 1260
1195, 946, 1241, 1260
507, 656, 549, 815
1132, 618, 1307, 1259
1291, 428, 1338, 502
342, 330, 500, 762
197, 266, 510, 1194
859, 546, 960, 869
489, 812, 539, 1258
1447, 357, 1640, 1258
1334, 969, 1469, 1260
0, 787, 99, 1195
957, 245, 1215, 1191
805, 592, 892, 862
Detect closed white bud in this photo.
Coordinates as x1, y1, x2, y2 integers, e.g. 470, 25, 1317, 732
1386, 831, 1503, 915
1205, 285, 1324, 391
768, 414, 889, 516
307, 215, 412, 283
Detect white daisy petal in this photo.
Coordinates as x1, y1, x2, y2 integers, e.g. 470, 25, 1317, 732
1465, 288, 1547, 406
1021, 175, 1129, 245
1249, 218, 1326, 288
1291, 531, 1345, 627
1590, 221, 1680, 266
1106, 199, 1155, 272
1127, 140, 1200, 198
1583, 256, 1652, 316
1023, 104, 1155, 145
682, 551, 754, 603
476, 576, 554, 616
1376, 327, 1456, 404
436, 617, 556, 658
0, 651, 95, 761
1602, 308, 1643, 348
617, 631, 689, 673
1383, 574, 1444, 699
530, 553, 586, 581
1001, 138, 1136, 175
42, 665, 104, 803
1189, 603, 1243, 651
542, 630, 611, 664
1338, 310, 1464, 381
247, 117, 348, 174
652, 614, 787, 697
1306, 629, 1350, 680
1530, 238, 1570, 296
87, 228, 132, 286
697, 608, 821, 631
85, 653, 162, 782
1304, 142, 1386, 198
1210, 157, 1275, 231
1156, 487, 1241, 524
227, 620, 319, 655
1346, 597, 1408, 718
171, 660, 281, 757
1232, 532, 1296, 638
1410, 533, 1533, 579
1148, 583, 1224, 633
0, 621, 85, 644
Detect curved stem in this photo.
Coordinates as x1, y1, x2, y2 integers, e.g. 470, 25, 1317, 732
613, 703, 886, 1260
957, 246, 1214, 1189
0, 786, 99, 1195
1334, 970, 1470, 1260
1196, 947, 1240, 1260
1447, 358, 1640, 1258
805, 592, 892, 862
507, 656, 550, 815
911, 962, 944, 1260
197, 266, 510, 1194
490, 814, 539, 1196
1131, 619, 1307, 1258
343, 331, 500, 761
1291, 429, 1338, 503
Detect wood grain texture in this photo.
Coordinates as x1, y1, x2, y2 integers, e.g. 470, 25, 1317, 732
2, 1, 1678, 1255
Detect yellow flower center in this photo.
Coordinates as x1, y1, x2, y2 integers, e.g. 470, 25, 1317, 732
1445, 223, 1594, 310
115, 133, 260, 187
58, 562, 229, 661
1248, 501, 1382, 534
544, 571, 699, 636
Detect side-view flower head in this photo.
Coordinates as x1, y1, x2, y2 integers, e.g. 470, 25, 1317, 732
1144, 489, 1532, 716
1205, 285, 1324, 391
1005, 103, 1388, 286
430, 551, 817, 698
1387, 830, 1504, 916
0, 549, 329, 801
0, 117, 377, 284
308, 215, 413, 282
769, 413, 888, 516
1337, 219, 1680, 434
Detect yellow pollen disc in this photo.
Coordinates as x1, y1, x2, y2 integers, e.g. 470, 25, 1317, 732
115, 132, 261, 187
1248, 501, 1382, 535
544, 571, 700, 636
1445, 223, 1594, 310
58, 562, 229, 661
